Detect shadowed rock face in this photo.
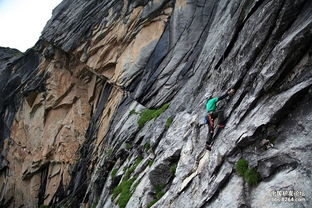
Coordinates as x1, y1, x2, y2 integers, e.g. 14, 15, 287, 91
0, 0, 311, 207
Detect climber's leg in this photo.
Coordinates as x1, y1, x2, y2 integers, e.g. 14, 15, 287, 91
214, 110, 225, 128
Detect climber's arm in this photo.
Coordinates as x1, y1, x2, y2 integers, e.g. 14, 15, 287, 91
218, 93, 228, 101
218, 89, 235, 101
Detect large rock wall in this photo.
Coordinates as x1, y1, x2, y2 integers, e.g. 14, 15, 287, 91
0, 0, 311, 207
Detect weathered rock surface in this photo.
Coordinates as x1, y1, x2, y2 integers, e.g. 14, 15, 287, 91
0, 0, 311, 207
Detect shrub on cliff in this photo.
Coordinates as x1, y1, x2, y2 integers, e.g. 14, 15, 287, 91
147, 184, 166, 208
235, 158, 260, 186
138, 103, 170, 128
112, 156, 143, 208
244, 168, 260, 186
235, 158, 248, 176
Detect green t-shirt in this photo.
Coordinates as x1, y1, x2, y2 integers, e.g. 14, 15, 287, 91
206, 97, 218, 112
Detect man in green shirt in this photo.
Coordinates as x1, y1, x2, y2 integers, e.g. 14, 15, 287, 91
205, 88, 235, 150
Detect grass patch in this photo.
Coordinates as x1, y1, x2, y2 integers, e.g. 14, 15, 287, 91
169, 163, 177, 175
154, 184, 166, 199
107, 148, 113, 156
235, 158, 260, 186
112, 177, 137, 208
144, 141, 151, 152
123, 156, 143, 181
148, 159, 154, 167
111, 168, 118, 178
165, 117, 173, 129
134, 155, 143, 166
147, 199, 158, 208
244, 168, 260, 186
125, 143, 132, 150
235, 158, 248, 176
147, 184, 166, 208
138, 103, 170, 128
129, 109, 139, 115
112, 156, 144, 208
124, 166, 134, 181
39, 206, 50, 208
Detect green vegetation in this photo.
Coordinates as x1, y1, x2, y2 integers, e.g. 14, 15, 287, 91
124, 156, 143, 180
134, 155, 143, 167
165, 117, 173, 129
39, 205, 50, 208
125, 143, 132, 150
147, 184, 166, 208
111, 168, 118, 178
148, 159, 154, 167
244, 168, 260, 186
147, 199, 158, 208
144, 141, 151, 152
112, 156, 144, 208
107, 148, 113, 156
129, 109, 139, 115
112, 177, 137, 208
148, 161, 176, 208
138, 103, 170, 128
169, 163, 177, 175
154, 184, 166, 199
235, 158, 248, 176
235, 158, 260, 186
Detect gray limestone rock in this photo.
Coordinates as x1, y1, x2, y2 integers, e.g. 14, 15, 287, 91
1, 0, 312, 207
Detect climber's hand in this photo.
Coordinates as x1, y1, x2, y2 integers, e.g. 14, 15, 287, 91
228, 88, 235, 95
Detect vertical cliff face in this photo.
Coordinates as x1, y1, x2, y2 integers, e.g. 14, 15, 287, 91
0, 0, 311, 207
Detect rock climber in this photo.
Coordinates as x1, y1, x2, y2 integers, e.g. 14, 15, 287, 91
205, 88, 235, 150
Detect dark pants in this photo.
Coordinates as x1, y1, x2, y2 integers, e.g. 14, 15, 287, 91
206, 110, 224, 146
208, 110, 225, 125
